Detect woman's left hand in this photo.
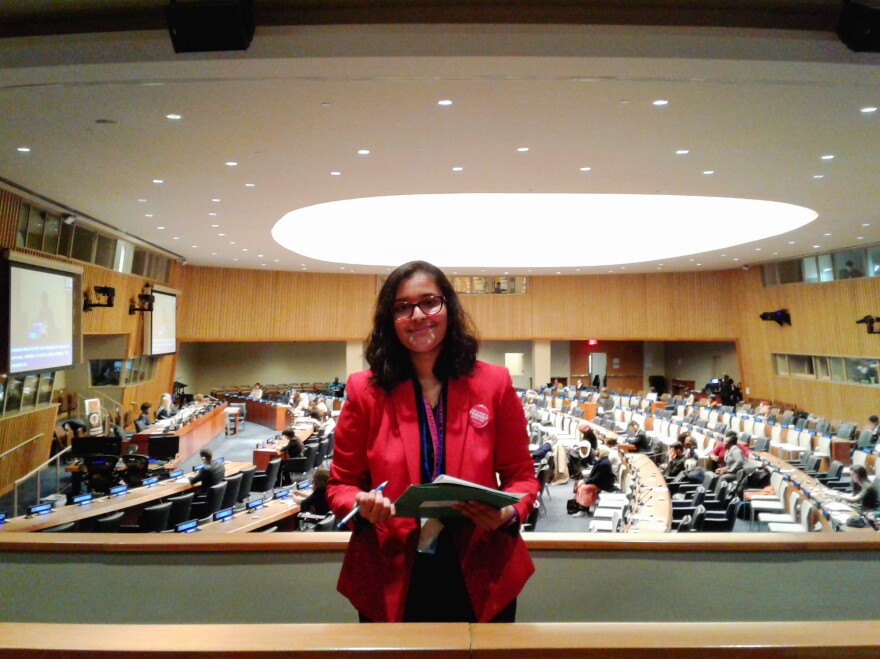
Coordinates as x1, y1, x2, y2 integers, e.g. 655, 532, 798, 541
452, 501, 515, 531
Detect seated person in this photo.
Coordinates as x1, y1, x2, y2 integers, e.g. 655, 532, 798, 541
661, 442, 686, 478
188, 448, 226, 490
293, 468, 330, 517
133, 402, 152, 432
247, 383, 263, 400
869, 414, 880, 449
319, 410, 336, 436
282, 428, 305, 458
682, 457, 705, 484
572, 445, 616, 517
714, 433, 745, 488
155, 393, 178, 420
194, 393, 206, 406
314, 395, 329, 415
597, 388, 613, 413
567, 441, 593, 477
604, 438, 621, 477
297, 409, 323, 436
620, 421, 650, 452
833, 465, 878, 513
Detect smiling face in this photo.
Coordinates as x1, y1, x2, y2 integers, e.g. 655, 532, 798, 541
393, 271, 448, 360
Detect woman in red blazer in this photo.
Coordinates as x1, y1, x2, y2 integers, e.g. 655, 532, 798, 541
327, 261, 539, 623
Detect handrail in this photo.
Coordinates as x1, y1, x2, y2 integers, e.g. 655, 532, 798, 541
12, 442, 71, 517
0, 433, 42, 461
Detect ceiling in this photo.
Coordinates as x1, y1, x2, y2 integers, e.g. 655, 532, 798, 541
1, 2, 880, 275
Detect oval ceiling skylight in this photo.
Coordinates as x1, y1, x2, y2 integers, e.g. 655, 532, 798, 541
272, 194, 817, 268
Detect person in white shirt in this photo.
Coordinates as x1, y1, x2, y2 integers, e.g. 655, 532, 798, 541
248, 383, 263, 400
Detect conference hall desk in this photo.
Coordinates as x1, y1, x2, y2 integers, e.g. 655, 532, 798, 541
0, 461, 252, 533
252, 428, 315, 470
198, 496, 303, 533
130, 402, 228, 466
223, 395, 291, 431
755, 451, 872, 534
624, 452, 671, 532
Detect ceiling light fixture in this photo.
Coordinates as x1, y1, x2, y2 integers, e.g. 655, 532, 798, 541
862, 106, 878, 113
821, 154, 835, 160
452, 167, 463, 172
152, 179, 164, 184
653, 99, 668, 106
675, 149, 689, 155
517, 147, 529, 152
438, 99, 453, 106
166, 114, 181, 120
358, 149, 370, 155
225, 161, 238, 167
331, 171, 341, 176
17, 147, 30, 152
245, 183, 255, 187
273, 193, 818, 269
579, 167, 591, 171
703, 170, 714, 175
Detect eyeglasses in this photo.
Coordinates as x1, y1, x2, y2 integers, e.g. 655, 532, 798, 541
391, 295, 446, 321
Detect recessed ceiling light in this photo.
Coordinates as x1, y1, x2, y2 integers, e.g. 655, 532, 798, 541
211, 252, 217, 255
225, 161, 238, 167
438, 99, 453, 106
211, 224, 219, 228
689, 259, 695, 262
302, 266, 307, 270
755, 248, 761, 251
209, 212, 217, 216
358, 149, 370, 155
862, 223, 871, 227
813, 244, 820, 248
824, 232, 831, 236
157, 226, 165, 230
340, 267, 345, 270
152, 179, 164, 184
17, 147, 30, 152
258, 254, 264, 258
517, 147, 529, 152
773, 252, 778, 255
242, 248, 248, 252
191, 245, 198, 248
274, 259, 279, 262
703, 170, 714, 175
229, 241, 235, 244
788, 241, 795, 244
862, 106, 878, 113
556, 272, 561, 275
653, 99, 669, 106
172, 236, 180, 240
331, 171, 341, 176
857, 236, 864, 240
733, 258, 740, 261
452, 166, 463, 172
233, 258, 238, 262
696, 263, 702, 266
211, 198, 220, 202
137, 198, 147, 203
813, 175, 824, 179
166, 113, 181, 120
145, 214, 153, 218
245, 183, 255, 188
579, 167, 591, 172
820, 154, 834, 160
261, 263, 267, 267
675, 149, 689, 155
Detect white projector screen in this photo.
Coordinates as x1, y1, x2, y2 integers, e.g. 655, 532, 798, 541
144, 290, 177, 356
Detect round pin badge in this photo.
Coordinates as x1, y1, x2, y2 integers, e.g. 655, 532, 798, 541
469, 404, 490, 428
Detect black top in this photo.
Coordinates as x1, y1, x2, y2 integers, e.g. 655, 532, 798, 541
190, 460, 225, 488
629, 430, 651, 453
584, 456, 615, 492
856, 482, 879, 512
299, 487, 329, 516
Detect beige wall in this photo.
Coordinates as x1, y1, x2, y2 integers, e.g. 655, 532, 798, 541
664, 341, 740, 391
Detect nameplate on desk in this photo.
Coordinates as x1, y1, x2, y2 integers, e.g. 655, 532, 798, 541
213, 507, 234, 522
0, 513, 6, 525
168, 469, 183, 479
274, 488, 291, 500
142, 476, 158, 487
297, 480, 310, 490
216, 457, 225, 464
246, 498, 264, 513
27, 503, 53, 517
175, 519, 199, 533
192, 464, 204, 472
108, 484, 128, 497
72, 493, 93, 506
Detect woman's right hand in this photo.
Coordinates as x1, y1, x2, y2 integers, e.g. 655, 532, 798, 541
355, 489, 395, 524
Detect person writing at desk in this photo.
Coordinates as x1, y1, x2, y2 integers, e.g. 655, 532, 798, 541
281, 428, 305, 458
188, 448, 225, 488
832, 465, 879, 513
133, 402, 152, 432
327, 260, 538, 623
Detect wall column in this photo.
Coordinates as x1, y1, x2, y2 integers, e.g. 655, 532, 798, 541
533, 340, 551, 390
345, 340, 365, 378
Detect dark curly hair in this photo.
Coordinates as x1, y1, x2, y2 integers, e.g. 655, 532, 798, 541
365, 261, 478, 393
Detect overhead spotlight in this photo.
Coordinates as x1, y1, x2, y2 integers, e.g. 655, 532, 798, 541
165, 0, 255, 54
83, 286, 116, 312
129, 293, 155, 315
856, 315, 880, 334
837, 0, 880, 52
759, 309, 791, 327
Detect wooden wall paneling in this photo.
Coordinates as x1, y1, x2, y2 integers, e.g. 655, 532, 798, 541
0, 188, 22, 249
0, 406, 58, 498
462, 293, 534, 340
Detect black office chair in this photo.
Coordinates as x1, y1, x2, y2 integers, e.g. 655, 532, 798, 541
280, 457, 309, 486
121, 453, 150, 487
251, 458, 281, 495
236, 465, 257, 504
82, 454, 122, 494
701, 497, 740, 532
121, 501, 172, 533
190, 481, 228, 520
166, 492, 195, 528
93, 511, 125, 533
315, 439, 330, 468
220, 472, 243, 511
303, 444, 319, 474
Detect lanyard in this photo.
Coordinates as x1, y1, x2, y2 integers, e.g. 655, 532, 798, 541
415, 381, 446, 483
422, 391, 444, 481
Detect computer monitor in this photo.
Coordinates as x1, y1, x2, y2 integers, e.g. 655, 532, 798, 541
148, 434, 179, 461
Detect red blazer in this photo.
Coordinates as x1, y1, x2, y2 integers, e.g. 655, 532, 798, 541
327, 361, 538, 622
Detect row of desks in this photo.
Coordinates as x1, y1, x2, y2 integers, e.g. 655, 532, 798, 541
222, 396, 291, 431
1, 461, 253, 533
129, 402, 229, 467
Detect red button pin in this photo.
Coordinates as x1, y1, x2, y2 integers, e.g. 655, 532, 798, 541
469, 404, 490, 428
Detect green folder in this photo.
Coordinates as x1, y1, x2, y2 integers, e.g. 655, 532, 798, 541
393, 474, 525, 519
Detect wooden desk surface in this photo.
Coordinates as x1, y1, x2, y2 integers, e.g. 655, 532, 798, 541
0, 461, 252, 533
130, 402, 228, 466
625, 453, 671, 533
198, 496, 302, 533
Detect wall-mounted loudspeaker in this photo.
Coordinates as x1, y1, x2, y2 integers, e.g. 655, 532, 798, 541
166, 0, 255, 54
759, 309, 791, 327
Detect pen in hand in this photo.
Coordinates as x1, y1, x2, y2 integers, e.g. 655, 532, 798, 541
338, 480, 389, 527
